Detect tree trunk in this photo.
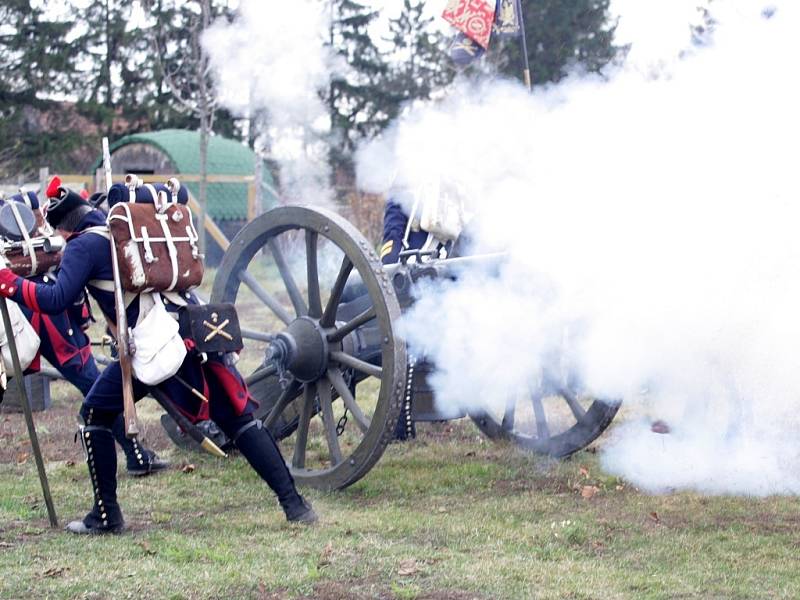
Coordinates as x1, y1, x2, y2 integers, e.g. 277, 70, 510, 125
198, 114, 209, 256
196, 0, 212, 257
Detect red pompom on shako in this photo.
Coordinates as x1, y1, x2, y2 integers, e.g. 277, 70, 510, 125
46, 176, 63, 199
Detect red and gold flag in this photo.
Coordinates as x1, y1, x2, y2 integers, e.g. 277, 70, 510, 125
442, 0, 496, 49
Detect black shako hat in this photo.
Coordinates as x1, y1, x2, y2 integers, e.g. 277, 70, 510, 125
45, 187, 91, 229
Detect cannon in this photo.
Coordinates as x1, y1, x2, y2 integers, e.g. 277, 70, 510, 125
6, 191, 619, 489
211, 205, 621, 491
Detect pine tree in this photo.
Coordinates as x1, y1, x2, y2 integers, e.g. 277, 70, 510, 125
489, 0, 626, 86
70, 0, 152, 134
0, 0, 83, 177
327, 0, 391, 170
384, 0, 455, 114
142, 0, 235, 253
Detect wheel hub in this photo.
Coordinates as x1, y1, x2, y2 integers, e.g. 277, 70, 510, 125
271, 317, 329, 383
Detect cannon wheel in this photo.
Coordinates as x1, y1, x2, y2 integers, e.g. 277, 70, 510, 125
211, 206, 406, 491
469, 381, 620, 458
450, 231, 620, 457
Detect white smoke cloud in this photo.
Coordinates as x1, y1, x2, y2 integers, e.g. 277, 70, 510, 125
204, 0, 340, 204
610, 0, 711, 70
357, 0, 800, 495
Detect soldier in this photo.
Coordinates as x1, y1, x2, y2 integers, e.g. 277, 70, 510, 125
380, 186, 455, 266
380, 180, 469, 440
0, 187, 316, 534
2, 189, 167, 477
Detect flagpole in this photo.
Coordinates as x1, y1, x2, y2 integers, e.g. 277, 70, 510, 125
514, 0, 532, 90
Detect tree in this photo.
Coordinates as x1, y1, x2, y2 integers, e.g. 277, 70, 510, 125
384, 0, 455, 114
143, 0, 234, 254
327, 0, 391, 172
70, 0, 153, 135
0, 0, 83, 177
488, 0, 626, 86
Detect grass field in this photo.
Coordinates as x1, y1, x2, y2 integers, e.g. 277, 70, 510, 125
2, 383, 800, 600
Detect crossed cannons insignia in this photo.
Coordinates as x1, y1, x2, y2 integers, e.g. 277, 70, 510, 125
203, 312, 234, 343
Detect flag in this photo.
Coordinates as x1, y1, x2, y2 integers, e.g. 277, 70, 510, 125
442, 0, 496, 49
448, 32, 486, 67
445, 0, 523, 67
493, 0, 521, 39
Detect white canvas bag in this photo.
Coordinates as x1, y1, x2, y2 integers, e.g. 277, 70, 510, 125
0, 300, 40, 372
130, 293, 186, 385
416, 178, 467, 242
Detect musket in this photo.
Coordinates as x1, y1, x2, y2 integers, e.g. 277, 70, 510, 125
0, 235, 64, 256
0, 208, 58, 526
102, 137, 139, 439
150, 387, 227, 458
99, 140, 226, 455
67, 339, 228, 458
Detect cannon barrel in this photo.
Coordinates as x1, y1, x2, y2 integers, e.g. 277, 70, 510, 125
385, 252, 508, 309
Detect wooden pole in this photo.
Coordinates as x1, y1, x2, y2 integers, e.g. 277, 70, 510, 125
0, 297, 58, 528
186, 191, 230, 251
38, 168, 49, 197
514, 0, 532, 90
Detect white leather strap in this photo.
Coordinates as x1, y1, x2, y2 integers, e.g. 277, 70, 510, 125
87, 279, 137, 307
8, 201, 37, 276
156, 213, 179, 291
141, 225, 156, 263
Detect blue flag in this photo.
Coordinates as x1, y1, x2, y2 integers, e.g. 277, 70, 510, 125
493, 0, 521, 39
448, 0, 522, 67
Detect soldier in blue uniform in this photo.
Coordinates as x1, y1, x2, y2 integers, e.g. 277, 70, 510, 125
0, 187, 316, 534
2, 190, 167, 476
380, 189, 453, 266
380, 188, 457, 441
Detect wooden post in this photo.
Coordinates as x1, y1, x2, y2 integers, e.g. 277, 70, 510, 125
254, 153, 263, 218
186, 190, 230, 251
38, 167, 49, 196
0, 298, 58, 528
247, 180, 257, 222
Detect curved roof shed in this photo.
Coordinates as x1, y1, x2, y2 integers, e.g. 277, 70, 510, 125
96, 129, 276, 221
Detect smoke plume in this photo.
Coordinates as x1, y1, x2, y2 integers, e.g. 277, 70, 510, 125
357, 1, 800, 495
204, 0, 339, 204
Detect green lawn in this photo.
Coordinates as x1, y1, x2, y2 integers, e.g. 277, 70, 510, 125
2, 388, 799, 600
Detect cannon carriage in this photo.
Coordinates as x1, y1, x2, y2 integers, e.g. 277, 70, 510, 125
211, 205, 621, 491
1, 191, 620, 491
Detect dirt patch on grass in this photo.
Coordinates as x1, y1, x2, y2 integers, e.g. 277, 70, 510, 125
0, 383, 176, 465
717, 511, 800, 535
415, 421, 485, 445
491, 475, 574, 496
306, 578, 487, 600
0, 396, 82, 464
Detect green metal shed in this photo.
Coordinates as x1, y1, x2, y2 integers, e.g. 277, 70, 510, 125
94, 129, 277, 222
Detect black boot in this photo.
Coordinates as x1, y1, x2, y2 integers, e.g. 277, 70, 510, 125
111, 414, 170, 476
66, 413, 125, 534
233, 420, 317, 523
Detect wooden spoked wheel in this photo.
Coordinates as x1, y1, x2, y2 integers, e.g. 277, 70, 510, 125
211, 206, 406, 490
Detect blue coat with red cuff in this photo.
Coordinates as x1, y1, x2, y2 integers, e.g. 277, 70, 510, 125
0, 195, 98, 394
0, 210, 254, 422
20, 275, 98, 395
